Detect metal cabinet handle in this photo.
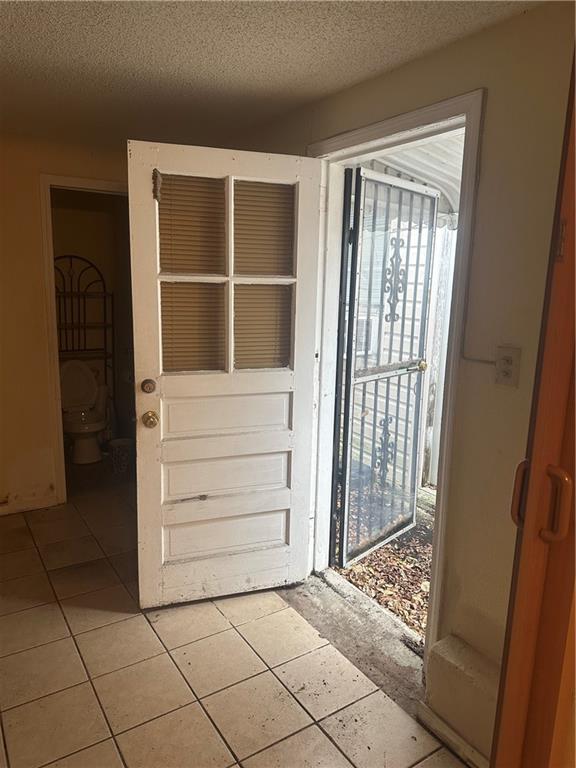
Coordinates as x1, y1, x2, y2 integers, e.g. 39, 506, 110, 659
510, 459, 529, 526
540, 464, 573, 543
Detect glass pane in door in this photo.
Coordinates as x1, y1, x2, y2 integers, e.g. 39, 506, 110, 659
161, 282, 226, 372
346, 371, 422, 560
234, 284, 293, 369
234, 181, 295, 276
158, 174, 226, 275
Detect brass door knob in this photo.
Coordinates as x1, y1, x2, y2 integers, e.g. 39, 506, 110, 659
142, 411, 160, 428
418, 359, 428, 372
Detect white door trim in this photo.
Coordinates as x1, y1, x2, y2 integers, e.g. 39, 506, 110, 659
40, 175, 127, 507
308, 90, 484, 663
307, 91, 474, 160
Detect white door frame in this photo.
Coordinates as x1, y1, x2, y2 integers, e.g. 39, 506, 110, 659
308, 90, 484, 660
40, 175, 127, 505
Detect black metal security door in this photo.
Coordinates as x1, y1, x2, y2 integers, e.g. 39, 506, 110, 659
332, 168, 438, 566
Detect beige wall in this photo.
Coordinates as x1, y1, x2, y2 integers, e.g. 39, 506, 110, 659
0, 136, 126, 512
239, 1, 573, 755
244, 0, 573, 664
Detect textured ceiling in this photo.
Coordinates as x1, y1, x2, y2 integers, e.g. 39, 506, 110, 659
0, 1, 534, 146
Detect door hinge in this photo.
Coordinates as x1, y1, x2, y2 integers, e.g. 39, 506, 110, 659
152, 168, 162, 202
348, 227, 355, 245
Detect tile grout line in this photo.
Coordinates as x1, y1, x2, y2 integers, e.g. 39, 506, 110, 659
216, 603, 291, 628
54, 561, 130, 767
209, 602, 363, 768
0, 645, 171, 714
236, 723, 320, 768
4, 496, 444, 768
0, 543, 40, 576
141, 606, 242, 768
146, 622, 236, 652
0, 514, 72, 768
0, 521, 61, 662
0, 585, 141, 661
213, 602, 354, 717
212, 601, 330, 670
79, 647, 166, 683
21, 508, 130, 768
0, 676, 78, 714
313, 694, 445, 768
0, 589, 56, 620
173, 663, 268, 702
313, 693, 381, 768
4, 530, 209, 764
4, 527, 336, 766
1, 501, 139, 743
105, 550, 138, 585
38, 736, 116, 768
111, 700, 201, 738
407, 744, 445, 768
222, 598, 431, 767
62, 494, 139, 768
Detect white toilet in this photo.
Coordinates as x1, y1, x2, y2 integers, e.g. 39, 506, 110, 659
60, 360, 108, 464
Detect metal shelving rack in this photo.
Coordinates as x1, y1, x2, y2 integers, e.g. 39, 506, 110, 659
54, 255, 114, 389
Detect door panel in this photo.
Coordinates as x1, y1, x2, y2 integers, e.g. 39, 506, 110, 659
162, 392, 290, 437
128, 141, 322, 608
334, 168, 438, 565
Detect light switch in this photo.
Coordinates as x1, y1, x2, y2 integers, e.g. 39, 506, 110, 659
495, 346, 521, 387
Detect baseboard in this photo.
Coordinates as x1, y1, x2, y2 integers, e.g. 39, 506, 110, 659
417, 702, 490, 768
0, 490, 63, 517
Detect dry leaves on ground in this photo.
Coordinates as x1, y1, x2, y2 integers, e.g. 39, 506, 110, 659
339, 511, 433, 638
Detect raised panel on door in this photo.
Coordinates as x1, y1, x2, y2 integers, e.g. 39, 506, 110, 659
128, 141, 322, 607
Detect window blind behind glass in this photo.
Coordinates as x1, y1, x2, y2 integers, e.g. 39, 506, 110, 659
235, 284, 292, 369
234, 181, 295, 276
161, 282, 225, 371
159, 174, 226, 275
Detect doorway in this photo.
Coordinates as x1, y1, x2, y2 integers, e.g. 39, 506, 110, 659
47, 184, 136, 501
327, 126, 466, 644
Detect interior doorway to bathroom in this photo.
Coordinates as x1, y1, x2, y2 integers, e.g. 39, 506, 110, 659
46, 182, 136, 496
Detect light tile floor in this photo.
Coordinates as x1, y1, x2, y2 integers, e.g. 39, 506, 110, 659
0, 472, 465, 768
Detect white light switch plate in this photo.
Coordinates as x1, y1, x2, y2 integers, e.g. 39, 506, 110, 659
495, 346, 521, 387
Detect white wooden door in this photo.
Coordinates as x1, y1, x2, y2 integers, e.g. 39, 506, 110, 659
128, 141, 323, 608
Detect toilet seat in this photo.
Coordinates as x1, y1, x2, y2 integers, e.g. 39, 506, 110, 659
63, 409, 106, 428
60, 360, 98, 412
60, 360, 107, 463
